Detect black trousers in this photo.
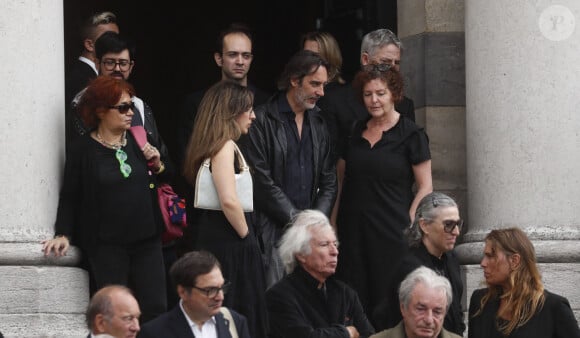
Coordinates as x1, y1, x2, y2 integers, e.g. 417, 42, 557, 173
89, 236, 167, 323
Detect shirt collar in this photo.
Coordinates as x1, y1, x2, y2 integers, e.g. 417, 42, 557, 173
179, 299, 216, 328
78, 56, 98, 75
294, 265, 328, 290
277, 93, 293, 116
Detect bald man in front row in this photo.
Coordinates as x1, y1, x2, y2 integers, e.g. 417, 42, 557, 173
86, 285, 141, 338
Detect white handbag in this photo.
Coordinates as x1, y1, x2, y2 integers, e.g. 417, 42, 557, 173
194, 143, 253, 212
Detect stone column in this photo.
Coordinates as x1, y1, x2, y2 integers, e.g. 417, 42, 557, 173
0, 1, 88, 336
397, 0, 467, 219
457, 0, 580, 326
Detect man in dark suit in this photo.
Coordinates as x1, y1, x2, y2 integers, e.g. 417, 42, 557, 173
86, 285, 141, 338
138, 251, 250, 338
65, 11, 119, 106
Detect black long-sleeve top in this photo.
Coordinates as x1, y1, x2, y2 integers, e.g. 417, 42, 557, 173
266, 266, 375, 338
54, 132, 173, 252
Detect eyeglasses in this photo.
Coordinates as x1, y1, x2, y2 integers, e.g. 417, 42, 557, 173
109, 102, 135, 114
101, 59, 132, 71
442, 219, 464, 233
115, 149, 132, 178
363, 63, 392, 73
192, 281, 231, 298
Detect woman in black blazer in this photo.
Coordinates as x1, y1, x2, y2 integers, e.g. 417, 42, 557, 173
468, 227, 580, 338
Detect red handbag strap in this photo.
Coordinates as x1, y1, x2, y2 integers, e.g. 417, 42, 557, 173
129, 126, 148, 150
129, 126, 155, 168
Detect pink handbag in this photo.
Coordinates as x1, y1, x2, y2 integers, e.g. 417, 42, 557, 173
129, 126, 187, 244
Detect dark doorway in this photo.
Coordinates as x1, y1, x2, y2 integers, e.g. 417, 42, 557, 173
63, 0, 397, 163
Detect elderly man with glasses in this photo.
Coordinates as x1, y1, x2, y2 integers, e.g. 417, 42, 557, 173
373, 192, 465, 336
138, 251, 251, 338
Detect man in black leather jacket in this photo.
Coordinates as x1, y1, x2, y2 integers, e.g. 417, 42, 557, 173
241, 50, 337, 287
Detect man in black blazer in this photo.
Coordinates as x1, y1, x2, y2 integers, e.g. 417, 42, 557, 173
65, 11, 119, 106
138, 251, 250, 338
176, 22, 270, 168
86, 285, 141, 338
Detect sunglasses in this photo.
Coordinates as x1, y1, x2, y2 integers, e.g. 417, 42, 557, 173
115, 148, 132, 178
109, 102, 135, 114
442, 219, 464, 233
363, 63, 392, 73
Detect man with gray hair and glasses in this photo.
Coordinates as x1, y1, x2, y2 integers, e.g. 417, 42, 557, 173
370, 266, 461, 338
358, 28, 415, 122
322, 28, 416, 166
266, 209, 374, 338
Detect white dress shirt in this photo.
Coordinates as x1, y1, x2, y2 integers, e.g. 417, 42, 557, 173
179, 299, 218, 338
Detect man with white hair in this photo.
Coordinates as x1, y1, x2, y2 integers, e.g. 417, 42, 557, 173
266, 209, 374, 338
370, 267, 461, 338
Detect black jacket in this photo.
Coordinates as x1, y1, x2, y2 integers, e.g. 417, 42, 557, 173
373, 243, 465, 335
266, 266, 375, 338
240, 91, 337, 236
54, 132, 173, 253
468, 289, 580, 338
138, 305, 251, 338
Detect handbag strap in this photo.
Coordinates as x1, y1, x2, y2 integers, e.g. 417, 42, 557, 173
220, 307, 239, 338
232, 142, 249, 171
128, 126, 148, 150
201, 141, 249, 171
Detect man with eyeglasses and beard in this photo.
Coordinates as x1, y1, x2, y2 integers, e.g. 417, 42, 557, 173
138, 251, 251, 338
373, 192, 465, 336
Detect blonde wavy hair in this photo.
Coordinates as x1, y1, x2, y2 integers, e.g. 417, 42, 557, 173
473, 227, 545, 335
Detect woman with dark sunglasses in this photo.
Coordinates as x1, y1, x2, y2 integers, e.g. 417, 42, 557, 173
373, 192, 465, 336
41, 75, 171, 323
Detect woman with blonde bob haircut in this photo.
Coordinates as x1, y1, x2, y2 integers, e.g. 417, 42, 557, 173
468, 227, 580, 337
301, 31, 346, 84
182, 80, 268, 338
